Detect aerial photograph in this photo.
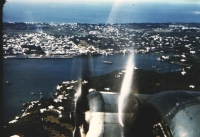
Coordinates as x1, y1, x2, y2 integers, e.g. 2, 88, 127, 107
2, 0, 200, 136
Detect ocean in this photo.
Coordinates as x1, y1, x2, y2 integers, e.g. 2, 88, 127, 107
2, 54, 182, 124
3, 2, 200, 23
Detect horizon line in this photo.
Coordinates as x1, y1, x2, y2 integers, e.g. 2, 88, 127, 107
3, 21, 200, 24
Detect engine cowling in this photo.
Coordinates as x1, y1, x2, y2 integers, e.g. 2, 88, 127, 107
132, 90, 200, 137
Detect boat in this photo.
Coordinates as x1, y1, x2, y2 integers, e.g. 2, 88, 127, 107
194, 11, 200, 15
31, 92, 35, 95
4, 81, 10, 85
40, 92, 42, 95
103, 61, 112, 64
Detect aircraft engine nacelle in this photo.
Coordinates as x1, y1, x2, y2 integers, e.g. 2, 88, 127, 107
60, 89, 200, 137
133, 90, 200, 137
85, 89, 139, 137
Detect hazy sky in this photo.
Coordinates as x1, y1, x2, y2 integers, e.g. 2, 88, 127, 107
4, 0, 200, 4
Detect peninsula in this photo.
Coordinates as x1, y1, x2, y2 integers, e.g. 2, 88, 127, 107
3, 58, 200, 137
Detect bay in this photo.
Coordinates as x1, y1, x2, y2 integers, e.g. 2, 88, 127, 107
2, 54, 181, 124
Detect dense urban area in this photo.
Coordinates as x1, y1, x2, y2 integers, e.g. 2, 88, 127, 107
3, 22, 200, 63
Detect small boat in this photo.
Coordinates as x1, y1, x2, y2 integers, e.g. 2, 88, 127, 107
157, 57, 161, 61
40, 92, 42, 95
31, 92, 35, 95
103, 61, 112, 64
4, 81, 10, 85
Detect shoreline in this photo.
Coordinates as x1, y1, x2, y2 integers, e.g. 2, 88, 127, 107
4, 66, 200, 133
3, 60, 200, 136
3, 53, 190, 68
3, 55, 74, 59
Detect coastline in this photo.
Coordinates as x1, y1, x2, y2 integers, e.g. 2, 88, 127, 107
3, 55, 74, 59
3, 60, 200, 136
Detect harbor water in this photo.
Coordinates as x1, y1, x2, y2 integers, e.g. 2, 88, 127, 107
2, 54, 182, 124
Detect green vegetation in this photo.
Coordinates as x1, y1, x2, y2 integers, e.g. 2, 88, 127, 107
88, 59, 200, 94
3, 111, 73, 137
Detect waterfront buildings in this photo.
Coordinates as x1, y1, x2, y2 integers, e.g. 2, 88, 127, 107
3, 22, 200, 59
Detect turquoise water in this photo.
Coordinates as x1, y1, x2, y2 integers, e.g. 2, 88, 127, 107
2, 54, 182, 123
